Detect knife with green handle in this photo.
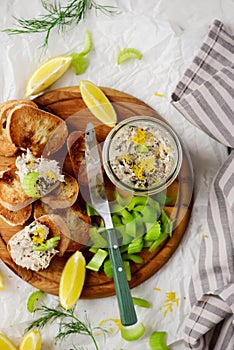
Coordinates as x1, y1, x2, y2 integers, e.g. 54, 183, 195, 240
85, 122, 137, 326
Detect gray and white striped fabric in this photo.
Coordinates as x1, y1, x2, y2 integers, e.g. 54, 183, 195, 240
171, 19, 234, 349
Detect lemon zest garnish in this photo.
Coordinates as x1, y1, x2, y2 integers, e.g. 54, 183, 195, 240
132, 128, 146, 144
46, 170, 57, 180
154, 92, 165, 98
159, 291, 179, 317
31, 227, 47, 245
98, 318, 122, 330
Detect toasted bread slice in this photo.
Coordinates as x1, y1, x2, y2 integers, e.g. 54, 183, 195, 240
0, 166, 59, 212
0, 100, 38, 156
0, 203, 32, 226
42, 173, 79, 209
7, 214, 70, 271
0, 166, 33, 211
6, 104, 68, 157
67, 130, 87, 185
34, 201, 90, 251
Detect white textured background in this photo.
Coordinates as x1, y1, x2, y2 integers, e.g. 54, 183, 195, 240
0, 0, 233, 349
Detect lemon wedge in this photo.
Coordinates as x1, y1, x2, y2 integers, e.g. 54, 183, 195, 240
0, 333, 17, 350
25, 56, 72, 98
79, 80, 117, 127
59, 251, 86, 310
0, 271, 4, 290
19, 330, 42, 350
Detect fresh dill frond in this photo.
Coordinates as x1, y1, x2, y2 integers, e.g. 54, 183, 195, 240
4, 0, 118, 48
26, 304, 106, 350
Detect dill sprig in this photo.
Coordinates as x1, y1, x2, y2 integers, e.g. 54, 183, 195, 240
26, 304, 106, 350
4, 0, 118, 48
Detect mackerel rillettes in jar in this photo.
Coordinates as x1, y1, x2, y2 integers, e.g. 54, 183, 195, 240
103, 116, 182, 195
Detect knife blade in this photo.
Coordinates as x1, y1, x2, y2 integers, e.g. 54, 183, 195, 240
85, 122, 137, 326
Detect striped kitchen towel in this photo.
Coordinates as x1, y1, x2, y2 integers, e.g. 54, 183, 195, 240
171, 19, 234, 349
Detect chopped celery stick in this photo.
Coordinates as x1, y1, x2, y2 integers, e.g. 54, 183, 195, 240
119, 245, 129, 253
121, 322, 145, 341
112, 214, 122, 227
86, 203, 99, 216
141, 205, 157, 223
122, 232, 133, 245
112, 203, 124, 213
149, 232, 168, 253
119, 208, 134, 222
124, 220, 136, 236
114, 190, 132, 207
155, 192, 167, 205
145, 222, 161, 241
89, 227, 107, 247
89, 246, 98, 254
122, 253, 143, 264
132, 297, 151, 308
127, 196, 148, 211
160, 210, 173, 236
133, 205, 147, 212
104, 259, 113, 278
86, 248, 108, 272
79, 29, 93, 56
149, 331, 170, 349
143, 240, 153, 247
128, 237, 143, 254
27, 290, 45, 313
123, 260, 131, 281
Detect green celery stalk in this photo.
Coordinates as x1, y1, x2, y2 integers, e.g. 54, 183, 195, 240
127, 196, 148, 211
122, 253, 144, 264
145, 222, 161, 241
104, 259, 113, 278
128, 237, 144, 254
123, 260, 131, 281
149, 232, 168, 253
149, 331, 171, 349
89, 227, 107, 248
121, 322, 145, 341
132, 297, 151, 308
160, 210, 173, 236
86, 249, 108, 272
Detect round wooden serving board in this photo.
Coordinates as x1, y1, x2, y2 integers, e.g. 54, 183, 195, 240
0, 86, 193, 298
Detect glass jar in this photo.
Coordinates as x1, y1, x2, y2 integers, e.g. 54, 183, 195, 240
102, 116, 183, 196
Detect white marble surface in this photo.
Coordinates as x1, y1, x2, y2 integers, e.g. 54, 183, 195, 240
0, 1, 233, 349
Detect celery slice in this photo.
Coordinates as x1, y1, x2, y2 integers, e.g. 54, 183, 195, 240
117, 48, 143, 65
128, 237, 143, 254
71, 53, 88, 75
80, 30, 93, 56
145, 222, 161, 241
123, 260, 131, 281
104, 259, 113, 278
89, 227, 107, 247
127, 196, 148, 211
149, 331, 170, 349
86, 203, 99, 216
27, 290, 45, 313
121, 322, 145, 341
122, 253, 143, 264
86, 248, 108, 272
149, 232, 168, 253
160, 210, 173, 237
132, 297, 151, 308
22, 172, 40, 198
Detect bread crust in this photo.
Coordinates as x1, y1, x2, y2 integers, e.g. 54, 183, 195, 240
6, 104, 68, 157
7, 214, 71, 271
0, 203, 32, 226
0, 100, 38, 156
42, 173, 79, 209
